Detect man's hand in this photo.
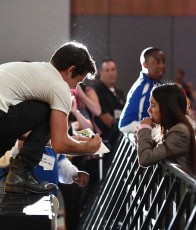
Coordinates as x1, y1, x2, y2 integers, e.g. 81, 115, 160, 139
72, 135, 91, 141
71, 133, 101, 154
86, 133, 102, 154
73, 171, 89, 187
51, 110, 101, 154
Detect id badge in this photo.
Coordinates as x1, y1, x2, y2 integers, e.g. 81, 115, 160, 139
39, 153, 55, 170
114, 109, 122, 119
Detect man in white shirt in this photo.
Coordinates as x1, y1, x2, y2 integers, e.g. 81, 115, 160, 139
0, 41, 101, 194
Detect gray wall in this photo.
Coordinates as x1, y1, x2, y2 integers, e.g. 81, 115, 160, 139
1, 3, 195, 96
0, 0, 70, 63
72, 15, 196, 95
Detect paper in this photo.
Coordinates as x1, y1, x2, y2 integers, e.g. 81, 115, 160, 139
74, 128, 110, 155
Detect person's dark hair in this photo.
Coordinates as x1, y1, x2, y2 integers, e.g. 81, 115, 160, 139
99, 57, 116, 70
140, 47, 162, 65
50, 41, 97, 79
176, 69, 185, 76
100, 57, 115, 65
152, 84, 196, 173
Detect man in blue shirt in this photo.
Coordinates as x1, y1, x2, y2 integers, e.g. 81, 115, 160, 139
118, 47, 166, 133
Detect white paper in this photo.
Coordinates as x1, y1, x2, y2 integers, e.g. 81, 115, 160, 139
74, 128, 110, 155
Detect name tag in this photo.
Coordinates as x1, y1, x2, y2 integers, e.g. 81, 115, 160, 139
114, 109, 122, 119
39, 153, 55, 170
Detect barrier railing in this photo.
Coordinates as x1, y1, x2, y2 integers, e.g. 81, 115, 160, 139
79, 133, 196, 230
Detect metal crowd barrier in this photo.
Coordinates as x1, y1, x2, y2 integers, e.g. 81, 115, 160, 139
79, 133, 196, 230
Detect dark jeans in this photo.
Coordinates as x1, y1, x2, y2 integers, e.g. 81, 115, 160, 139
59, 182, 83, 230
0, 100, 51, 169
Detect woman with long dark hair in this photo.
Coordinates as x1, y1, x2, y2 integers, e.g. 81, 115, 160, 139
136, 84, 196, 175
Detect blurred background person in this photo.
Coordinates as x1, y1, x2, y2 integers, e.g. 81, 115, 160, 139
175, 69, 195, 113
93, 58, 126, 177
93, 58, 126, 148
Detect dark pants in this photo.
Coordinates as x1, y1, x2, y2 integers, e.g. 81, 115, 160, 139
59, 182, 83, 230
0, 100, 51, 169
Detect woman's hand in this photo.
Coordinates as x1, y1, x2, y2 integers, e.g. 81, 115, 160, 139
70, 95, 78, 114
140, 117, 154, 128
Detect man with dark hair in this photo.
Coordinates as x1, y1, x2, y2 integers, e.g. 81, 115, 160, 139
119, 47, 166, 133
0, 41, 101, 194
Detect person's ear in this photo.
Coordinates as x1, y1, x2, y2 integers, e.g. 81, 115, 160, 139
142, 62, 148, 74
143, 62, 147, 68
68, 66, 76, 75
